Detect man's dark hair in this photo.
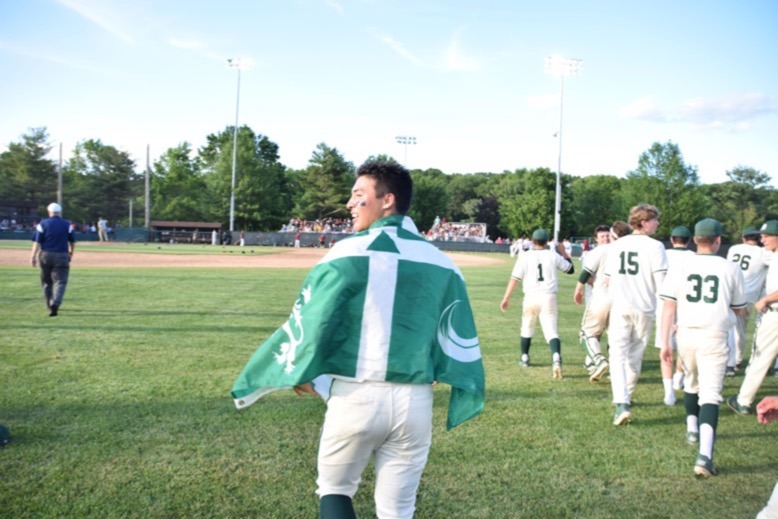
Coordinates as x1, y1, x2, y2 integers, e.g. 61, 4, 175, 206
594, 224, 610, 235
611, 220, 632, 238
694, 235, 717, 246
671, 236, 691, 245
356, 158, 413, 215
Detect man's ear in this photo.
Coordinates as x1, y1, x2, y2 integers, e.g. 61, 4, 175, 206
381, 192, 396, 211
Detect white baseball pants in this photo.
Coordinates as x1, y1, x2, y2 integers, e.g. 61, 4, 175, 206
608, 306, 654, 404
316, 380, 433, 519
521, 292, 559, 342
736, 311, 778, 407
676, 328, 728, 405
727, 304, 753, 366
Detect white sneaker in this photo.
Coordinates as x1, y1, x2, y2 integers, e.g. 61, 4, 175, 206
664, 393, 676, 406
552, 361, 563, 380
589, 357, 609, 383
672, 371, 684, 391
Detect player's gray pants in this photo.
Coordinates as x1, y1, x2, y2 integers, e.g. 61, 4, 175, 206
39, 251, 70, 307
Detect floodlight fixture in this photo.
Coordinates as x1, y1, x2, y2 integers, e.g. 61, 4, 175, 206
395, 136, 417, 167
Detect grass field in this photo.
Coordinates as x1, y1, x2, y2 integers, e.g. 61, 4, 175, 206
0, 239, 282, 256
1, 250, 776, 518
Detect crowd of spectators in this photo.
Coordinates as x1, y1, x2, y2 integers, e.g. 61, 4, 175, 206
425, 217, 487, 243
280, 218, 354, 234
1, 217, 114, 237
0, 218, 31, 231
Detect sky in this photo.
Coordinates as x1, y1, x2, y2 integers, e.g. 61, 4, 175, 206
1, 0, 776, 186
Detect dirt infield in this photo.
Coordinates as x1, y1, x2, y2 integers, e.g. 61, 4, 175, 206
0, 247, 503, 268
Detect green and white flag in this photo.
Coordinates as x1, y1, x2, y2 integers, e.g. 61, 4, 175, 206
231, 215, 485, 430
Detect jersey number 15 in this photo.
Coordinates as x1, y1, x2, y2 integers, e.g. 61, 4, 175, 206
618, 251, 639, 275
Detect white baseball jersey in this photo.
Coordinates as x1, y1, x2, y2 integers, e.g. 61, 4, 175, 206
511, 249, 573, 294
659, 254, 747, 332
766, 253, 778, 296
604, 234, 668, 315
726, 243, 772, 303
581, 243, 611, 296
654, 247, 695, 348
665, 247, 695, 270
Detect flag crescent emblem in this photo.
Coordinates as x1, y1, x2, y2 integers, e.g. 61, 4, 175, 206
437, 300, 481, 362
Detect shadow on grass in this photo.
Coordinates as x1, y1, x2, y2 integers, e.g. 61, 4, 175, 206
3, 393, 326, 449
2, 323, 277, 334
717, 462, 778, 476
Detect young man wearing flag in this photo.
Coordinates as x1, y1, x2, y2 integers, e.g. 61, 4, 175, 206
231, 158, 485, 519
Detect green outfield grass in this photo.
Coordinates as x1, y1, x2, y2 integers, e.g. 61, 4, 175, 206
1, 257, 775, 517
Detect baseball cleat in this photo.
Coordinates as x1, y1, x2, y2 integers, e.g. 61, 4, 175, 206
589, 358, 609, 383
613, 403, 631, 426
685, 431, 699, 445
552, 361, 563, 380
519, 355, 530, 368
664, 393, 676, 406
726, 396, 751, 416
725, 366, 736, 377
693, 455, 718, 478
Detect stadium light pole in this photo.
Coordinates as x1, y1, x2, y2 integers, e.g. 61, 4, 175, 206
544, 55, 582, 244
226, 57, 252, 233
395, 135, 417, 167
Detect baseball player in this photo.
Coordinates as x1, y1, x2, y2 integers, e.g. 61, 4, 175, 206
659, 218, 746, 478
604, 204, 668, 425
654, 226, 696, 406
501, 228, 574, 379
573, 221, 632, 382
728, 220, 778, 417
725, 226, 772, 375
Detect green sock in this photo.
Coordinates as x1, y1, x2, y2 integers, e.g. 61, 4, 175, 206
549, 338, 561, 357
521, 337, 531, 356
684, 392, 700, 418
699, 403, 719, 433
320, 494, 356, 519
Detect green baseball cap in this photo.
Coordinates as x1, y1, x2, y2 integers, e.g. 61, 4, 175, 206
694, 218, 723, 237
742, 226, 761, 236
670, 226, 691, 238
532, 228, 550, 241
760, 220, 778, 236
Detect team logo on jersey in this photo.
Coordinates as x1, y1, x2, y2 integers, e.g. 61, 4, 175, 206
437, 300, 481, 363
274, 285, 312, 374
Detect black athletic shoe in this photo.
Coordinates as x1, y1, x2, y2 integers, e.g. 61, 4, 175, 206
49, 304, 58, 317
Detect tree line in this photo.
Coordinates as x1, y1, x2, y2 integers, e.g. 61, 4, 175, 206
1, 127, 775, 242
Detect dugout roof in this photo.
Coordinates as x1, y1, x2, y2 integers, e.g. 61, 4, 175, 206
150, 220, 222, 230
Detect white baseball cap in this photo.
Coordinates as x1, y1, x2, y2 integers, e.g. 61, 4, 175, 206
47, 203, 62, 213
